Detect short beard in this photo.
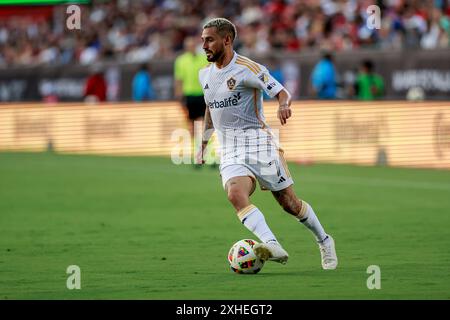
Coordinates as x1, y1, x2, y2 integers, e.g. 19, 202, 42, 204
206, 48, 225, 62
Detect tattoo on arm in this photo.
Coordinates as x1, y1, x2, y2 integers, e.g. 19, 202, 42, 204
272, 190, 282, 202
204, 108, 213, 129
202, 107, 214, 143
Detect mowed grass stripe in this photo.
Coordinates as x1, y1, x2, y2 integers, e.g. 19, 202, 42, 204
0, 152, 449, 299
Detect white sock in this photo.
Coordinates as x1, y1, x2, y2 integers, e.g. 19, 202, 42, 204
237, 205, 278, 243
297, 201, 328, 243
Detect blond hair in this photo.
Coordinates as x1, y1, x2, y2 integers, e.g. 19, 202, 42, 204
203, 18, 237, 41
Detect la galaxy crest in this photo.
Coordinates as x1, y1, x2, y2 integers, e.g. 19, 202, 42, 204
227, 77, 236, 90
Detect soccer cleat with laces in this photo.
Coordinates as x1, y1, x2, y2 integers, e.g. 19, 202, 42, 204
253, 242, 289, 264
319, 235, 338, 270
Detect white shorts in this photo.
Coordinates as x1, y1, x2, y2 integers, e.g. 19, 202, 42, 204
220, 149, 294, 192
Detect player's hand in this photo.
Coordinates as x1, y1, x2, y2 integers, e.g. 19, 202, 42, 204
278, 103, 292, 126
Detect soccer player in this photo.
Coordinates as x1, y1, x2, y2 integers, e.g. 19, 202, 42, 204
197, 18, 338, 269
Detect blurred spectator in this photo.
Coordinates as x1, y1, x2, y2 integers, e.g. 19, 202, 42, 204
267, 57, 284, 85
310, 52, 337, 99
354, 59, 385, 100
174, 36, 207, 135
132, 64, 155, 101
84, 65, 107, 102
421, 7, 450, 49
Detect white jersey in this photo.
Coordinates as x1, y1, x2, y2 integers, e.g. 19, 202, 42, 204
199, 52, 284, 163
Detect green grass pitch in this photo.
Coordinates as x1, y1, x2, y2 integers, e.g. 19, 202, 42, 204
0, 152, 449, 299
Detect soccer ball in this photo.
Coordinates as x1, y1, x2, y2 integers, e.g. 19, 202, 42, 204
406, 86, 425, 101
227, 239, 264, 274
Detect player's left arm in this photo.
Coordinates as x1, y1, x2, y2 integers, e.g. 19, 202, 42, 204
275, 88, 292, 126
244, 64, 292, 125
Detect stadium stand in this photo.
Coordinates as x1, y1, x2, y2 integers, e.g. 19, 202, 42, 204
0, 0, 449, 67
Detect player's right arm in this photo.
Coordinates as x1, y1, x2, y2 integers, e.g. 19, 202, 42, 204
196, 106, 214, 164
196, 67, 214, 164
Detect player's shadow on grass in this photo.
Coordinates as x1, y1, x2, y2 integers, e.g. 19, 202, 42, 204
227, 271, 307, 277
230, 269, 333, 277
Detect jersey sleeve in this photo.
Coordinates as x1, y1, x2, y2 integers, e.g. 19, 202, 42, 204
243, 64, 284, 98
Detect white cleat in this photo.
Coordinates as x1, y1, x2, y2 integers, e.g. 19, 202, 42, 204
319, 235, 338, 270
254, 242, 289, 264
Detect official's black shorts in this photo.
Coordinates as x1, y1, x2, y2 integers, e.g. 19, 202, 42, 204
184, 95, 206, 120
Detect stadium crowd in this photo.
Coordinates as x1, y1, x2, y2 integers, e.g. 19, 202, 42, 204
0, 0, 449, 67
